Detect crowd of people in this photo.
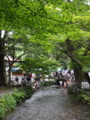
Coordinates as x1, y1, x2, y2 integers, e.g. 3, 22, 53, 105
21, 73, 40, 91
54, 70, 75, 87
12, 69, 90, 91
14, 70, 76, 90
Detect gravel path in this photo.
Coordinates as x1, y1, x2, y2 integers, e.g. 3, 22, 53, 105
4, 86, 90, 120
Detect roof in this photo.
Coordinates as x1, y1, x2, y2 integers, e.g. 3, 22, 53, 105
11, 67, 22, 72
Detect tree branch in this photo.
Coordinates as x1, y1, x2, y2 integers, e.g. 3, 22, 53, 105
57, 44, 82, 67
18, 0, 71, 24
83, 47, 90, 56
14, 51, 30, 62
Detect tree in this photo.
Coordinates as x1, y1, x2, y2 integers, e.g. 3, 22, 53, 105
0, 30, 8, 86
17, 0, 90, 85
37, 0, 90, 85
0, 0, 48, 85
6, 36, 23, 83
0, 0, 90, 86
20, 56, 59, 82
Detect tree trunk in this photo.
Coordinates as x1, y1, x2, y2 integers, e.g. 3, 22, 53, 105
65, 38, 84, 87
0, 30, 6, 86
42, 74, 45, 82
67, 0, 71, 2
8, 63, 12, 86
74, 64, 84, 82
74, 64, 85, 88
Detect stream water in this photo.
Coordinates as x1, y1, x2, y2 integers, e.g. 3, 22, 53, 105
4, 86, 90, 120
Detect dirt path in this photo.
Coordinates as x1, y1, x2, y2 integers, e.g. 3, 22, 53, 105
4, 86, 90, 120
0, 88, 13, 97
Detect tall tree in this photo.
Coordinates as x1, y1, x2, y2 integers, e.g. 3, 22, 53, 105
0, 0, 90, 86
0, 0, 47, 85
0, 30, 8, 86
40, 0, 90, 85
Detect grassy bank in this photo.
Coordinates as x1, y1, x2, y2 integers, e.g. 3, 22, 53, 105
68, 86, 90, 105
0, 86, 34, 119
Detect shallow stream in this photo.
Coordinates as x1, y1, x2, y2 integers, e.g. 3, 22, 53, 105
4, 86, 90, 120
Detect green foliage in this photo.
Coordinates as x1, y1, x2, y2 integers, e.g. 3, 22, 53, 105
0, 0, 90, 85
12, 88, 26, 104
42, 81, 55, 86
82, 94, 90, 105
3, 94, 16, 112
20, 56, 59, 74
68, 86, 90, 105
12, 87, 34, 104
75, 94, 83, 102
75, 93, 90, 105
0, 94, 16, 118
68, 86, 74, 94
0, 98, 6, 118
0, 87, 34, 119
19, 86, 34, 99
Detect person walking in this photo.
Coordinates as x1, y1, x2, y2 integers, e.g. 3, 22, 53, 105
34, 80, 40, 91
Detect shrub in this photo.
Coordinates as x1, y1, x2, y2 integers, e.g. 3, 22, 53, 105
0, 98, 6, 118
12, 89, 26, 104
75, 94, 90, 105
12, 87, 34, 104
68, 86, 74, 94
42, 81, 55, 86
3, 94, 16, 112
0, 86, 34, 119
75, 94, 82, 102
68, 86, 90, 105
82, 94, 90, 105
0, 94, 16, 118
19, 86, 34, 99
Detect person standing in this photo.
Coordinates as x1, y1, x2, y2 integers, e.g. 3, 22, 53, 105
26, 75, 31, 84
15, 76, 19, 83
